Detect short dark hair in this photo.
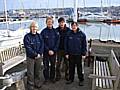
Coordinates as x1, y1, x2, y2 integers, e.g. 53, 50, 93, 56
58, 17, 65, 23
71, 22, 78, 26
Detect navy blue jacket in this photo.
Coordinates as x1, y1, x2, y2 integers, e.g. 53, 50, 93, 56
41, 27, 59, 52
64, 28, 87, 55
24, 32, 44, 59
56, 25, 70, 50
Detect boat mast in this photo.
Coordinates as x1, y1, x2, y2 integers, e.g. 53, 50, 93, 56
62, 0, 64, 15
62, 0, 64, 8
100, 0, 103, 14
4, 0, 9, 36
56, 0, 58, 18
73, 0, 78, 22
83, 0, 86, 19
108, 0, 112, 18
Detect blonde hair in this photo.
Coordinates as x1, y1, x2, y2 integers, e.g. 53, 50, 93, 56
46, 16, 54, 23
30, 21, 39, 30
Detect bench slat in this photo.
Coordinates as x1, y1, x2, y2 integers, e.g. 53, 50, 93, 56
98, 61, 102, 88
95, 61, 99, 87
105, 62, 113, 89
0, 45, 25, 75
1, 51, 5, 61
95, 60, 114, 89
103, 62, 110, 88
2, 54, 26, 75
90, 50, 120, 90
101, 62, 106, 88
92, 59, 96, 90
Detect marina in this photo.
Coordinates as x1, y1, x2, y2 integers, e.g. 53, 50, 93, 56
0, 15, 120, 90
0, 0, 120, 90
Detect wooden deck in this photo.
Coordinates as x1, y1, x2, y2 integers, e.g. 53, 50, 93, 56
1, 40, 120, 90
5, 61, 92, 90
2, 60, 120, 90
37, 67, 91, 90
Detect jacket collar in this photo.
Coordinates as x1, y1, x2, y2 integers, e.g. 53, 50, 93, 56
58, 24, 67, 31
46, 26, 54, 30
71, 28, 80, 33
30, 32, 39, 36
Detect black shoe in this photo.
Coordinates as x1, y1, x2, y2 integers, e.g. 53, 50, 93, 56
43, 80, 49, 85
65, 78, 69, 81
55, 77, 61, 81
66, 80, 73, 84
50, 79, 56, 83
79, 81, 84, 86
34, 84, 42, 88
65, 77, 69, 81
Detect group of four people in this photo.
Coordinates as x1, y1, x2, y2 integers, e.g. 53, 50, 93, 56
24, 17, 87, 90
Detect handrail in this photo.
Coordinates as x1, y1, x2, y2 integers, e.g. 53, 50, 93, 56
111, 50, 120, 67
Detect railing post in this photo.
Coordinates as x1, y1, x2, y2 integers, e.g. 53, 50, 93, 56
110, 49, 120, 90
19, 42, 22, 55
88, 39, 92, 67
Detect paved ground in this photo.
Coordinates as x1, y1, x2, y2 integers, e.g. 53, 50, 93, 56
4, 61, 92, 90
3, 61, 120, 90
29, 66, 92, 90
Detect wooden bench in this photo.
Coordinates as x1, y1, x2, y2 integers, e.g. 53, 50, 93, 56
89, 50, 120, 90
0, 44, 26, 76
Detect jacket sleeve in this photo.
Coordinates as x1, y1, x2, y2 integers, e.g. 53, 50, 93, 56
38, 35, 44, 55
41, 30, 49, 51
81, 33, 87, 56
23, 35, 38, 57
53, 31, 60, 52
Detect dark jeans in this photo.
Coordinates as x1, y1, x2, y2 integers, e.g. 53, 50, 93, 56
69, 55, 84, 81
27, 57, 42, 90
43, 52, 56, 80
56, 50, 69, 79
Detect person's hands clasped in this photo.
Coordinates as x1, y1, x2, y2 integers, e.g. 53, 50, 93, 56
35, 54, 41, 59
48, 50, 54, 56
65, 54, 69, 59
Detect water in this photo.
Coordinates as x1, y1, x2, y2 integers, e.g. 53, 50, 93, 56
1, 18, 120, 42
34, 18, 120, 42
0, 21, 31, 30
78, 23, 120, 42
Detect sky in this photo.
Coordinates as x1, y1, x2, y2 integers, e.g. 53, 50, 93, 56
0, 0, 120, 11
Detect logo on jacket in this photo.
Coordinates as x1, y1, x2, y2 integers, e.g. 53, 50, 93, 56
45, 36, 49, 38
69, 37, 73, 39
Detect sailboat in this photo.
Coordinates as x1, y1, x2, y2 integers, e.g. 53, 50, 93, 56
0, 0, 33, 48
77, 0, 87, 23
104, 16, 120, 24
78, 0, 112, 23
66, 0, 78, 22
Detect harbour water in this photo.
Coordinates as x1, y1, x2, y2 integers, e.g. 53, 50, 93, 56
0, 18, 120, 42
0, 18, 120, 90
34, 18, 120, 42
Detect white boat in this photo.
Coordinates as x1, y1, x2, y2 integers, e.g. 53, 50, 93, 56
0, 20, 33, 47
0, 0, 33, 48
78, 12, 112, 22
85, 13, 111, 22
